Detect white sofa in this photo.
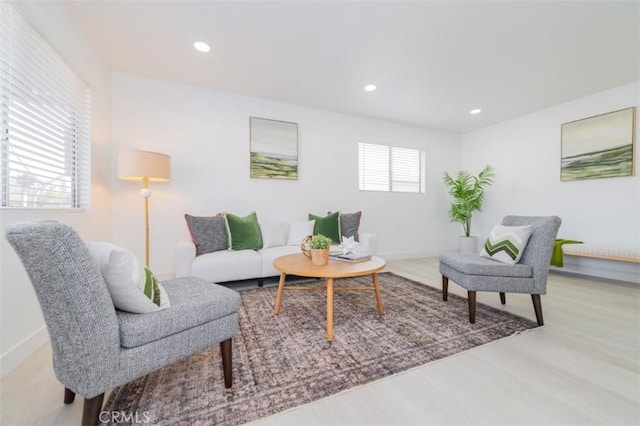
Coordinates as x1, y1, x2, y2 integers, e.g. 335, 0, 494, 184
175, 223, 377, 285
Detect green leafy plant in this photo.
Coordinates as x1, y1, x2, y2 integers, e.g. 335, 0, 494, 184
309, 234, 332, 250
443, 165, 495, 237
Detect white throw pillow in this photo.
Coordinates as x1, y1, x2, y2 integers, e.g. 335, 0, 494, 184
479, 225, 532, 265
286, 220, 315, 246
86, 242, 170, 313
259, 221, 285, 248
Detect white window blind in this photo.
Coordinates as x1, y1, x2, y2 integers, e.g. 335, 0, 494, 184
1, 2, 91, 209
359, 142, 425, 193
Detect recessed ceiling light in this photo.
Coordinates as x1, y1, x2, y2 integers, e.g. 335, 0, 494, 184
470, 109, 482, 115
364, 84, 377, 92
193, 41, 211, 53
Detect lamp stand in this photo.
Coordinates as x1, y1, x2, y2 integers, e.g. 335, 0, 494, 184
141, 178, 151, 268
117, 150, 170, 269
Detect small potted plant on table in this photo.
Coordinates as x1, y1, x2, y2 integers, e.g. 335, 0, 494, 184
303, 234, 332, 266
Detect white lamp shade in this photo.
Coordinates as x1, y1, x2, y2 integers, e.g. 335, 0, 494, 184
118, 150, 171, 181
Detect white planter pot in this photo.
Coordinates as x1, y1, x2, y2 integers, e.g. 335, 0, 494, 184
459, 236, 478, 254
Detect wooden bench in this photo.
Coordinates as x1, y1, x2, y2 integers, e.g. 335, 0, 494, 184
556, 244, 640, 284
561, 244, 640, 263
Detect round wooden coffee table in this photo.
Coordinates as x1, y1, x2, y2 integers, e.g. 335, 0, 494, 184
273, 253, 386, 342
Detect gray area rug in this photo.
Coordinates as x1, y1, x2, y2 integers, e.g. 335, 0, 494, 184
102, 272, 538, 425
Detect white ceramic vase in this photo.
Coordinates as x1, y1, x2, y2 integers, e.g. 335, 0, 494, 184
459, 236, 478, 254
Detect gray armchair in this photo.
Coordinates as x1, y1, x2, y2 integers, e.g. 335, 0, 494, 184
5, 221, 241, 425
439, 216, 561, 325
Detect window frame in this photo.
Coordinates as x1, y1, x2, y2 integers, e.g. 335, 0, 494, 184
1, 2, 91, 210
358, 142, 426, 194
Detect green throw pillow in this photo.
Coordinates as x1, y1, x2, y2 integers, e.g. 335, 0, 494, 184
224, 211, 263, 250
308, 212, 341, 244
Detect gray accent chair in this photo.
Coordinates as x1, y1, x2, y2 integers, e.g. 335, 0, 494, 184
5, 221, 241, 426
439, 216, 561, 325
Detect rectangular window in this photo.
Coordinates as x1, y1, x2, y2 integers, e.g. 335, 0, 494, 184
1, 2, 91, 209
359, 142, 425, 193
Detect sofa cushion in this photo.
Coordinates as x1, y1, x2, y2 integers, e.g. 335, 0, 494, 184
308, 211, 341, 244
224, 211, 263, 250
286, 220, 315, 245
480, 225, 532, 265
191, 249, 262, 282
117, 277, 240, 348
184, 213, 228, 255
258, 245, 303, 277
86, 242, 170, 313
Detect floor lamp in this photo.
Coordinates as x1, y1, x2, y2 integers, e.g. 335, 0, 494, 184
117, 150, 171, 267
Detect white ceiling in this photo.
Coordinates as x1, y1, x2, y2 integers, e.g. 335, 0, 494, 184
58, 0, 639, 133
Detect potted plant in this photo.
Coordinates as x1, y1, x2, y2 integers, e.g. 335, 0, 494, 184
443, 165, 495, 253
304, 234, 332, 266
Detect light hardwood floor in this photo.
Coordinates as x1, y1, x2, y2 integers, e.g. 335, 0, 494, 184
1, 257, 638, 425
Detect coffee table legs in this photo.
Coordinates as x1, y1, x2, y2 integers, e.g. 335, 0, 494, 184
273, 273, 286, 315
274, 272, 383, 342
372, 272, 385, 315
326, 277, 334, 342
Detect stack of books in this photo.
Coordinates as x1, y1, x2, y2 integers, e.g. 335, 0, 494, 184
329, 252, 372, 263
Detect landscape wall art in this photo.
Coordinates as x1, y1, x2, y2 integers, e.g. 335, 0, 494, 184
250, 117, 298, 180
561, 107, 636, 181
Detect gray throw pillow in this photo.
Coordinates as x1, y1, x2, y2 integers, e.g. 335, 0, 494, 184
185, 213, 228, 256
329, 211, 362, 242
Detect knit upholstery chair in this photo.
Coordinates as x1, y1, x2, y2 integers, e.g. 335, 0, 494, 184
439, 216, 561, 325
5, 221, 241, 426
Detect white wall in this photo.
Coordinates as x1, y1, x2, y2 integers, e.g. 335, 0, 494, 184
0, 2, 112, 377
110, 73, 462, 277
8, 5, 635, 380
461, 82, 640, 278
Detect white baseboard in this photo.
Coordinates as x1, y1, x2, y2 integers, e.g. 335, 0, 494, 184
380, 251, 441, 261
0, 326, 49, 379
388, 251, 640, 284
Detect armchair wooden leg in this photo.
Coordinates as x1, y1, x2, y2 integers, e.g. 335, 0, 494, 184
81, 393, 104, 426
531, 294, 544, 326
442, 276, 449, 301
64, 387, 76, 404
221, 338, 233, 388
499, 292, 506, 305
468, 291, 476, 323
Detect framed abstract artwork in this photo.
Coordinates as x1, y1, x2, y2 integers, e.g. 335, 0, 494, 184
561, 107, 636, 181
249, 117, 298, 180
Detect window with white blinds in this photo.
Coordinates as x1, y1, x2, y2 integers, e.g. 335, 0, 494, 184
1, 2, 91, 209
359, 142, 425, 193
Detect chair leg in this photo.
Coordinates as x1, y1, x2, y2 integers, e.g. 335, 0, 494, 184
468, 291, 476, 323
258, 279, 264, 287
442, 276, 449, 301
499, 292, 506, 305
531, 294, 544, 326
81, 393, 104, 426
220, 338, 233, 388
64, 387, 75, 404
